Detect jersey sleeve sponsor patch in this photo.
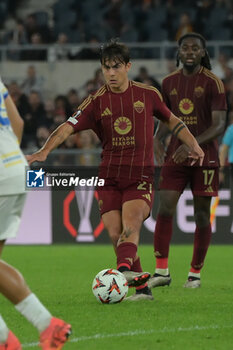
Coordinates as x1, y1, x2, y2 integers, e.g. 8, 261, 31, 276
67, 116, 79, 125
67, 110, 82, 125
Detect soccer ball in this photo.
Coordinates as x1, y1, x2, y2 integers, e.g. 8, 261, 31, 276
92, 268, 128, 304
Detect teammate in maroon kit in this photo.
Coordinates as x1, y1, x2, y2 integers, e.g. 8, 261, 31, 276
149, 33, 227, 289
27, 39, 204, 300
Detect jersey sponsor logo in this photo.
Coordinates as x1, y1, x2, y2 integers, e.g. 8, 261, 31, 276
155, 250, 162, 257
170, 88, 177, 95
179, 98, 194, 115
68, 110, 82, 125
101, 107, 112, 117
112, 136, 135, 146
125, 257, 133, 265
26, 168, 45, 187
67, 116, 79, 125
179, 115, 197, 125
194, 86, 204, 98
133, 100, 144, 113
205, 185, 214, 193
114, 116, 132, 135
142, 193, 151, 202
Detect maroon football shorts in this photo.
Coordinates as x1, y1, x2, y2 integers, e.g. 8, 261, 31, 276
159, 164, 219, 196
97, 178, 155, 216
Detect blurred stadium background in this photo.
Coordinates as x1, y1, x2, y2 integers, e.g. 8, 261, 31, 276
1, 0, 232, 245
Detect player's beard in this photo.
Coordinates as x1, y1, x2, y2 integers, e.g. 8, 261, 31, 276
183, 62, 198, 73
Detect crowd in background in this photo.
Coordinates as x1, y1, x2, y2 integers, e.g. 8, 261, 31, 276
1, 0, 233, 165
5, 55, 233, 158
1, 0, 233, 61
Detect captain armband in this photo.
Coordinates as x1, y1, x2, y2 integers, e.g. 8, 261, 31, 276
171, 121, 186, 138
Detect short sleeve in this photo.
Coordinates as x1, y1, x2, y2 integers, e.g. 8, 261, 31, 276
66, 94, 96, 132
210, 77, 227, 111
0, 78, 9, 99
151, 88, 171, 122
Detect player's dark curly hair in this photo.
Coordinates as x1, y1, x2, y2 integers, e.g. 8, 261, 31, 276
176, 32, 212, 70
99, 38, 130, 65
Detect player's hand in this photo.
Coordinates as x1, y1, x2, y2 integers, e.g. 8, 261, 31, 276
154, 139, 166, 166
26, 150, 48, 165
187, 145, 204, 166
172, 144, 190, 164
173, 144, 204, 166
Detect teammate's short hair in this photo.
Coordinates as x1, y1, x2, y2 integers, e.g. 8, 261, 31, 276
100, 38, 130, 65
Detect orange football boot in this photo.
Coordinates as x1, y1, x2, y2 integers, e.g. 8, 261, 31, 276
39, 317, 72, 350
0, 330, 21, 350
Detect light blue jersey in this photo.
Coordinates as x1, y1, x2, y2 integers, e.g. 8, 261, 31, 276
0, 78, 27, 195
222, 124, 233, 163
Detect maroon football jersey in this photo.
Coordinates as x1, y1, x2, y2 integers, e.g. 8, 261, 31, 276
67, 81, 171, 180
162, 67, 227, 167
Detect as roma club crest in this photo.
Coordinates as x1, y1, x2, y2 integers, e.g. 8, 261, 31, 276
194, 86, 204, 98
133, 100, 144, 113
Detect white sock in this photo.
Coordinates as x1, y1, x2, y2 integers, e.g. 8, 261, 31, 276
188, 272, 200, 279
0, 315, 9, 343
155, 268, 169, 276
15, 293, 52, 333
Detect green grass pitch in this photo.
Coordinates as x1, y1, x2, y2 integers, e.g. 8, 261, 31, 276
1, 244, 233, 350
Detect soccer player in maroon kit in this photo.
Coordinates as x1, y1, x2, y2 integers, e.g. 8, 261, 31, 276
27, 39, 204, 300
149, 33, 227, 289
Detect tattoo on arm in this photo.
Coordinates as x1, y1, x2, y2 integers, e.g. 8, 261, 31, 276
172, 121, 186, 138
174, 124, 186, 137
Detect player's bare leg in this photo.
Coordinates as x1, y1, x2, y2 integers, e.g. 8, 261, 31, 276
0, 240, 71, 348
184, 196, 212, 288
102, 210, 122, 255
102, 206, 145, 273
102, 201, 152, 299
117, 200, 152, 299
0, 243, 22, 348
102, 209, 140, 263
149, 190, 181, 288
0, 240, 31, 303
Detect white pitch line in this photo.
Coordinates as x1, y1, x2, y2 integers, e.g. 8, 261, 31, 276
22, 324, 233, 348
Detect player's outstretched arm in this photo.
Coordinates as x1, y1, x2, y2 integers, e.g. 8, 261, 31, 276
165, 113, 204, 166
26, 123, 74, 165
